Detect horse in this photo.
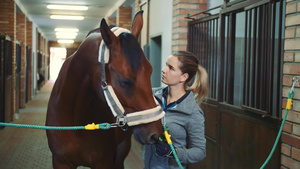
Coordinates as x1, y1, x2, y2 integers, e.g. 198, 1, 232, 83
46, 11, 164, 169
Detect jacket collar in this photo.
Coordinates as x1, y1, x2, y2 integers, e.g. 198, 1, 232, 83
154, 87, 197, 115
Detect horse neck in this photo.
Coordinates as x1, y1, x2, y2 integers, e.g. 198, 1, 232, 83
60, 57, 109, 123
57, 38, 99, 102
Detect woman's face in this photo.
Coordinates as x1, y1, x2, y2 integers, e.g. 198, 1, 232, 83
161, 55, 186, 86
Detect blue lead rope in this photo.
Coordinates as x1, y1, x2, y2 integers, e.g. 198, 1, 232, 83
0, 122, 111, 130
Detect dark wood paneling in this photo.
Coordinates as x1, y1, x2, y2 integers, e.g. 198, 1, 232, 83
15, 43, 21, 113
5, 76, 12, 122
219, 111, 280, 169
25, 45, 31, 103
202, 103, 218, 140
189, 138, 218, 169
1, 36, 13, 124
15, 74, 20, 114
37, 52, 42, 69
0, 36, 4, 124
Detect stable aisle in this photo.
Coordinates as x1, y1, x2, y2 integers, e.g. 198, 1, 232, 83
0, 81, 143, 169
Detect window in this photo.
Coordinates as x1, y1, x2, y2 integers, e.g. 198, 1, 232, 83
188, 16, 219, 100
188, 0, 285, 118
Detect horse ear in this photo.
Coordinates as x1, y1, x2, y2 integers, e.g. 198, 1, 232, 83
131, 10, 144, 39
100, 18, 118, 48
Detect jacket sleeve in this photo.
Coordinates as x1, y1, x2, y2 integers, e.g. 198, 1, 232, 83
176, 108, 206, 164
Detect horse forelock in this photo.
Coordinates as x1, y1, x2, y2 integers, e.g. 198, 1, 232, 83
119, 32, 143, 73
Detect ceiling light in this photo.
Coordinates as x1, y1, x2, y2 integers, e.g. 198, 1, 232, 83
58, 40, 74, 44
54, 28, 79, 32
56, 32, 77, 39
47, 4, 88, 11
56, 36, 76, 39
55, 32, 77, 36
50, 15, 84, 20
55, 32, 77, 39
56, 35, 77, 39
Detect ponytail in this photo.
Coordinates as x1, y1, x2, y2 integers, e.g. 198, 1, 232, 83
187, 65, 209, 104
173, 51, 209, 105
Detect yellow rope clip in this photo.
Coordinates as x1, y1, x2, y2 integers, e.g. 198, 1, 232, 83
85, 123, 99, 130
164, 130, 172, 145
286, 99, 292, 110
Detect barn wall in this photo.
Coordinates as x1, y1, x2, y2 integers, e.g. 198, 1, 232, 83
281, 0, 300, 168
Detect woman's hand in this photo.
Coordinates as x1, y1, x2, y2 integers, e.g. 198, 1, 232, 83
155, 139, 174, 158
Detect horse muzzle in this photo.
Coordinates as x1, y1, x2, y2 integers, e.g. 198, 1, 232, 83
102, 85, 165, 129
133, 128, 159, 145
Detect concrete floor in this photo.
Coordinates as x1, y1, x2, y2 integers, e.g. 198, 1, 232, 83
0, 81, 144, 169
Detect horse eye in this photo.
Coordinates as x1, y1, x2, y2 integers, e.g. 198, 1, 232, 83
120, 79, 134, 88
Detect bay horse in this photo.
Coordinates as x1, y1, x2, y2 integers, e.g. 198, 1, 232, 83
46, 11, 164, 169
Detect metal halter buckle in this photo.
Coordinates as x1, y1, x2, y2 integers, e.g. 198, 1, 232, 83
101, 81, 107, 88
116, 116, 128, 131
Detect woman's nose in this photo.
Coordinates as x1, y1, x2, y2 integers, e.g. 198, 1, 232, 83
162, 66, 167, 73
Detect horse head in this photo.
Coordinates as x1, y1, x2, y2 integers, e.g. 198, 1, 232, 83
98, 11, 164, 144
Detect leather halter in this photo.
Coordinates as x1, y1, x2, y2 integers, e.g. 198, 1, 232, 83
98, 27, 165, 128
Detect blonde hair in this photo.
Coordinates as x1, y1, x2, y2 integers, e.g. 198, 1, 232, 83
172, 51, 209, 104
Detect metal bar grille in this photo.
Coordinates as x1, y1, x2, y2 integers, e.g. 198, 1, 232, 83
243, 1, 284, 116
5, 39, 12, 78
188, 16, 219, 100
188, 0, 285, 118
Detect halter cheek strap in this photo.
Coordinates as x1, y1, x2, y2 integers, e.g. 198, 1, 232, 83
99, 27, 165, 127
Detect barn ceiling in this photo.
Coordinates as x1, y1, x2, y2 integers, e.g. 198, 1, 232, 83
15, 0, 135, 42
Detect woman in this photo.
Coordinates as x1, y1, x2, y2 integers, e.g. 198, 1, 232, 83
143, 51, 209, 169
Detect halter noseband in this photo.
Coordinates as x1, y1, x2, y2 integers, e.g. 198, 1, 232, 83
98, 27, 165, 129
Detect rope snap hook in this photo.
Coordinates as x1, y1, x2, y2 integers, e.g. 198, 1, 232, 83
291, 76, 299, 94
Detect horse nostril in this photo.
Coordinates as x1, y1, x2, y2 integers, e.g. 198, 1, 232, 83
149, 134, 158, 144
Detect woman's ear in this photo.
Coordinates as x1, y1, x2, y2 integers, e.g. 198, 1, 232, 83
180, 73, 189, 83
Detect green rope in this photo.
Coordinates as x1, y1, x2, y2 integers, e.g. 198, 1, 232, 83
260, 90, 294, 169
0, 122, 111, 130
163, 123, 184, 169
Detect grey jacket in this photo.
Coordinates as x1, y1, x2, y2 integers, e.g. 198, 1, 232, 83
143, 87, 206, 169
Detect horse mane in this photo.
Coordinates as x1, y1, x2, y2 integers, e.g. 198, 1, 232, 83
86, 28, 100, 37
119, 32, 143, 73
